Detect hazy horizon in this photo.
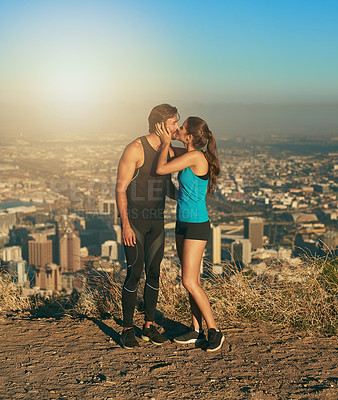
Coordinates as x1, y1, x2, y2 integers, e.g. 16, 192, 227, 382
1, 0, 338, 139
1, 100, 338, 139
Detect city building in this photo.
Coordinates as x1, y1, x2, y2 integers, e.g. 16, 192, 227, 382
320, 231, 338, 251
35, 263, 62, 291
80, 247, 89, 258
101, 240, 118, 260
209, 225, 221, 265
73, 216, 86, 231
313, 183, 331, 194
291, 213, 318, 224
62, 272, 85, 294
0, 211, 16, 236
0, 245, 22, 262
7, 259, 33, 286
98, 199, 118, 225
59, 230, 81, 273
28, 233, 53, 268
112, 224, 122, 244
244, 217, 264, 250
230, 239, 252, 267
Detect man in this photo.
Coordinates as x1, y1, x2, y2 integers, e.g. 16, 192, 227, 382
116, 104, 184, 349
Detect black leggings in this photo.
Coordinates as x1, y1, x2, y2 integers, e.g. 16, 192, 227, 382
122, 219, 164, 327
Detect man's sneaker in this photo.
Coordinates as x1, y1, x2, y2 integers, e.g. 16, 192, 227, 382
206, 328, 225, 352
141, 324, 167, 346
174, 325, 206, 344
121, 328, 139, 349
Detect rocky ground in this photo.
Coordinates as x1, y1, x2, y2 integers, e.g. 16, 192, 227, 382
1, 312, 337, 400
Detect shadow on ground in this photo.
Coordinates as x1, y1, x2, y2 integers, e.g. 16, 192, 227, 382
88, 317, 122, 346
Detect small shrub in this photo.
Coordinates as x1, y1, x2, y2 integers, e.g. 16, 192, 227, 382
0, 274, 31, 312
73, 262, 123, 319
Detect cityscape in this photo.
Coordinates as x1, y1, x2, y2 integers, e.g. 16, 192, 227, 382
1, 1, 338, 398
1, 133, 337, 295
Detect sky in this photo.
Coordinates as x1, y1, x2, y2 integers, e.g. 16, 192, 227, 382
1, 0, 338, 138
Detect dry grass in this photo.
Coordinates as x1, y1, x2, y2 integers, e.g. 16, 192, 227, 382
206, 256, 337, 335
1, 255, 337, 335
158, 255, 337, 335
158, 259, 190, 320
0, 274, 31, 312
72, 260, 123, 319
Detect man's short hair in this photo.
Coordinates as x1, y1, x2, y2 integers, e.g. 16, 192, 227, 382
148, 104, 178, 133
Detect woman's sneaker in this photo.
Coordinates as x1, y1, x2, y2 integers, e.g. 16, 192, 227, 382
121, 328, 139, 349
141, 324, 167, 346
206, 328, 225, 352
174, 325, 206, 344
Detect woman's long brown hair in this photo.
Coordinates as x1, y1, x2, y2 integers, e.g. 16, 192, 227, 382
185, 117, 220, 195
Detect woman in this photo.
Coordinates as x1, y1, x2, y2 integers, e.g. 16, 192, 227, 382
156, 116, 223, 352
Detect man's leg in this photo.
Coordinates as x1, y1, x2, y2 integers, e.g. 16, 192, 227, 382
122, 220, 148, 328
143, 219, 164, 324
140, 219, 167, 345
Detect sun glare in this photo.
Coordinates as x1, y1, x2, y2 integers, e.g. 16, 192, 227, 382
39, 62, 109, 108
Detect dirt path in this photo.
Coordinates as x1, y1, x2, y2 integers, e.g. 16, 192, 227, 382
1, 313, 337, 400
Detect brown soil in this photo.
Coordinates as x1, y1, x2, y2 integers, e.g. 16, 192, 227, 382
1, 312, 337, 400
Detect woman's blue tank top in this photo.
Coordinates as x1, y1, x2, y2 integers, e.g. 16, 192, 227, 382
177, 160, 209, 223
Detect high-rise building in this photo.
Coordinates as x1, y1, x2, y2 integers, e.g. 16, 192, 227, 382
320, 230, 338, 251
7, 259, 33, 286
35, 263, 62, 291
28, 233, 53, 268
0, 245, 22, 262
113, 225, 122, 244
98, 200, 118, 225
244, 217, 264, 250
209, 225, 221, 265
9, 226, 32, 261
0, 211, 16, 238
231, 239, 251, 266
59, 230, 81, 273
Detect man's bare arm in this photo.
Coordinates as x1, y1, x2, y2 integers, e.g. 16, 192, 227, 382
115, 141, 142, 247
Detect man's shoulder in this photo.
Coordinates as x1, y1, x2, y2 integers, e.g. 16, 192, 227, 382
119, 137, 144, 165
124, 137, 143, 152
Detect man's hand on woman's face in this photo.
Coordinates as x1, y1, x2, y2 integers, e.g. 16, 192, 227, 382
155, 122, 171, 145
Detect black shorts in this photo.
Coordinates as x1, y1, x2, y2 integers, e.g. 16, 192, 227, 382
175, 220, 210, 241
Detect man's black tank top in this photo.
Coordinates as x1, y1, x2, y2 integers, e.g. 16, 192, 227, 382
126, 136, 171, 220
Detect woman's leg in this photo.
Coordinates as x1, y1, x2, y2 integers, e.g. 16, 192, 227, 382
176, 234, 203, 330
181, 238, 217, 330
